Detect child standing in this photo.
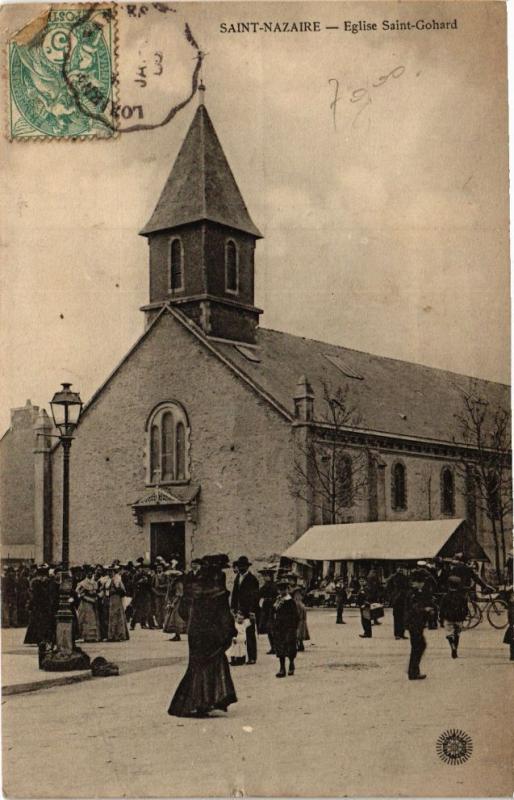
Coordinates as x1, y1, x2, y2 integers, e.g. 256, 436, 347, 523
229, 611, 251, 666
439, 575, 468, 658
272, 578, 300, 677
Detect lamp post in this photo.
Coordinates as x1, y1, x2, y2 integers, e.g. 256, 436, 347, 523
43, 383, 87, 670
50, 383, 83, 568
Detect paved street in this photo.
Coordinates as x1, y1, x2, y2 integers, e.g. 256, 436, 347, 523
2, 609, 512, 797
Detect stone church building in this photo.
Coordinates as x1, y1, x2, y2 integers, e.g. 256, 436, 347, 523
1, 97, 510, 571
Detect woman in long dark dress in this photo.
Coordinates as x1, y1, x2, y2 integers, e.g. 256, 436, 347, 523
24, 567, 54, 645
168, 554, 237, 718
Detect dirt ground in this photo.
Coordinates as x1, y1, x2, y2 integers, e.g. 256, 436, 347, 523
2, 608, 513, 797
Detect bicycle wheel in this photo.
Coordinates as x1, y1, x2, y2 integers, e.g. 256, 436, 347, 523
462, 599, 482, 630
486, 599, 508, 629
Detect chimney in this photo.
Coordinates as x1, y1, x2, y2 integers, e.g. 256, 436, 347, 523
293, 376, 314, 421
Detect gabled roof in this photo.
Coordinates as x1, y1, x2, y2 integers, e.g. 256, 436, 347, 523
211, 327, 510, 445
52, 303, 509, 452
140, 104, 262, 238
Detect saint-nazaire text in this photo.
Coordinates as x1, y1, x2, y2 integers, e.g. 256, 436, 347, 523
218, 19, 458, 33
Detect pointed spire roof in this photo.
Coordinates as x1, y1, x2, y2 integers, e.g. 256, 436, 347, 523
140, 103, 262, 238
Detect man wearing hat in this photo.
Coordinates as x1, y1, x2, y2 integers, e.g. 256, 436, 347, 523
439, 575, 468, 658
230, 556, 260, 664
404, 570, 435, 680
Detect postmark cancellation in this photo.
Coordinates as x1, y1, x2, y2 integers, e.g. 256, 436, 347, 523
8, 4, 117, 141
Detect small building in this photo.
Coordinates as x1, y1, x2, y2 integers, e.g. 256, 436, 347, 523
1, 97, 510, 573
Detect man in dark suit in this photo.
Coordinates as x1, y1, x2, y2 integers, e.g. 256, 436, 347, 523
230, 555, 260, 664
404, 570, 434, 680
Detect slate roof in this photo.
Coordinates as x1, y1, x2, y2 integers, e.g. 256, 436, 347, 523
140, 104, 262, 238
211, 326, 510, 445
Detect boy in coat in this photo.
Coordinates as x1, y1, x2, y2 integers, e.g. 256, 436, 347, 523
272, 577, 300, 677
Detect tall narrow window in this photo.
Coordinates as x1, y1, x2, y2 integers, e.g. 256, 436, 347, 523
441, 467, 455, 515
170, 238, 183, 291
161, 412, 174, 481
337, 454, 353, 508
225, 240, 238, 293
176, 422, 186, 480
486, 470, 501, 519
150, 424, 160, 483
392, 462, 407, 510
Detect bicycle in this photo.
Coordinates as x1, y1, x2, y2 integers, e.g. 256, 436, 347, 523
462, 592, 508, 630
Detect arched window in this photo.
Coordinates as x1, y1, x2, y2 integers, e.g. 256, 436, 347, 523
169, 238, 183, 291
161, 412, 174, 481
441, 467, 455, 515
225, 240, 238, 293
337, 454, 353, 508
392, 462, 407, 510
146, 403, 190, 484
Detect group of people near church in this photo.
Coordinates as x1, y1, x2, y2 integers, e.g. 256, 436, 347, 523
350, 553, 501, 679
4, 549, 512, 716
12, 557, 203, 646
167, 553, 311, 717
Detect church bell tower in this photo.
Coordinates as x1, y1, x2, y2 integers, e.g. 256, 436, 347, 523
140, 86, 263, 345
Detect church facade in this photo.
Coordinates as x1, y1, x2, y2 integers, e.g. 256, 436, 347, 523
1, 97, 510, 572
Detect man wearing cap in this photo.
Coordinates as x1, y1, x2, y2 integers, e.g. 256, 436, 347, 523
404, 570, 434, 680
439, 576, 468, 658
230, 556, 260, 664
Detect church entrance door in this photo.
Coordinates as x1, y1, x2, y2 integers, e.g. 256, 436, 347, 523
150, 521, 186, 567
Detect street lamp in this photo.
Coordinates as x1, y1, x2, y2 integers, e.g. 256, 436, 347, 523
43, 382, 86, 671
50, 383, 83, 568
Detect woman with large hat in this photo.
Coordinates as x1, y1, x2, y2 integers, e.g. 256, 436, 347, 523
76, 566, 101, 643
168, 554, 237, 717
105, 564, 130, 642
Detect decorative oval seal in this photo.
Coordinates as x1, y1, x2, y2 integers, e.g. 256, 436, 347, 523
436, 729, 473, 765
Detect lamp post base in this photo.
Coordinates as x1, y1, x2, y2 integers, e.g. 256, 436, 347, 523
40, 571, 90, 672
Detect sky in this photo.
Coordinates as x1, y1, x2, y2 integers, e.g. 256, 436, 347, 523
1, 0, 510, 432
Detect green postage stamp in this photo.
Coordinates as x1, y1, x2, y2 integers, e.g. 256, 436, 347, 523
8, 5, 117, 140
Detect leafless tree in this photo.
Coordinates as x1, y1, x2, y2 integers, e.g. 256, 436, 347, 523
290, 381, 369, 524
454, 382, 512, 579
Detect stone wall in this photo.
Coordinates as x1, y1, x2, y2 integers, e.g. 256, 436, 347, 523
50, 311, 296, 565
0, 401, 39, 547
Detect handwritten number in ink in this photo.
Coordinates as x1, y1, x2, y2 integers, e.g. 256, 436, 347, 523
329, 65, 406, 130
350, 87, 369, 104
372, 65, 405, 88
154, 51, 164, 76
328, 78, 341, 131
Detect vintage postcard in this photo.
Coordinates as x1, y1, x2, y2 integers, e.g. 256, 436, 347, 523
0, 1, 512, 797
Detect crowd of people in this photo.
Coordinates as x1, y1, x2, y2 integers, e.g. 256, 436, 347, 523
2, 550, 512, 715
